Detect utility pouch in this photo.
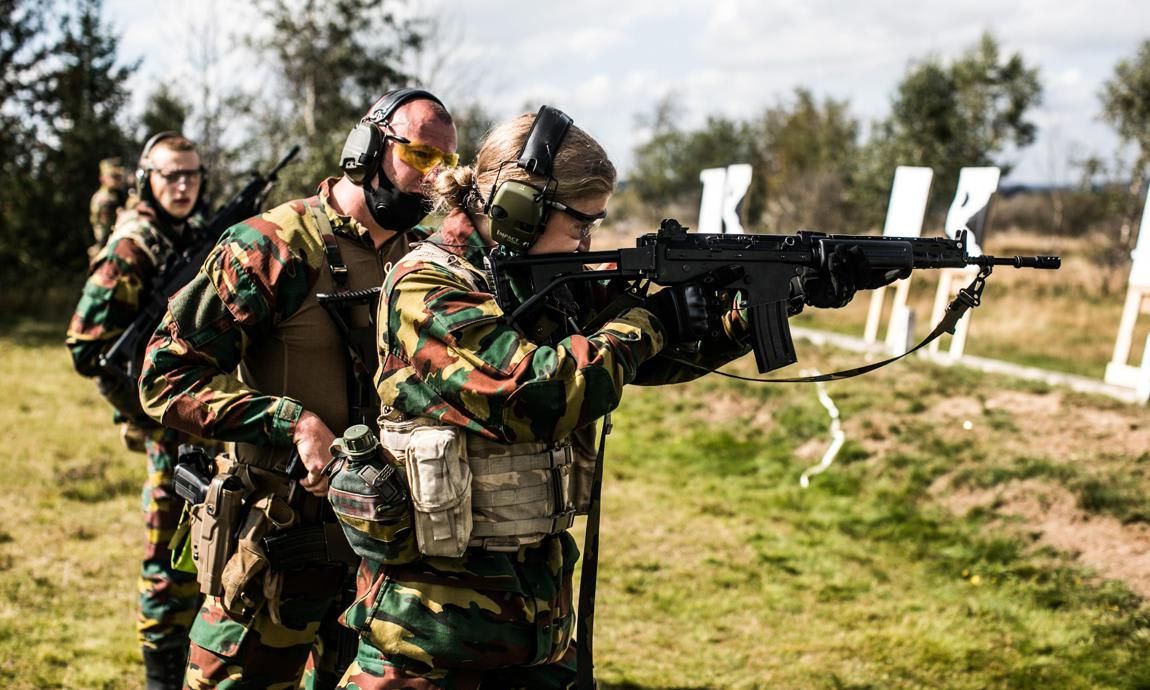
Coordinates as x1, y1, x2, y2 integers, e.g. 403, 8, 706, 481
400, 425, 473, 558
190, 470, 244, 597
219, 491, 296, 620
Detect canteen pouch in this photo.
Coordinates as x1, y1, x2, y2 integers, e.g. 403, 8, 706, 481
190, 472, 244, 597
328, 455, 420, 565
403, 426, 473, 557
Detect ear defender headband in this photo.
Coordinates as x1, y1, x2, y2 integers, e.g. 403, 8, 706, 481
339, 87, 445, 185
485, 105, 574, 252
135, 130, 180, 199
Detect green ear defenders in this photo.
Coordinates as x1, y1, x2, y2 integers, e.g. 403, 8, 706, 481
485, 105, 573, 252
339, 87, 445, 185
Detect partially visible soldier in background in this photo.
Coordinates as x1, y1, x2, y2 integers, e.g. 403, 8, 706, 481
66, 133, 209, 690
138, 89, 457, 689
88, 156, 129, 262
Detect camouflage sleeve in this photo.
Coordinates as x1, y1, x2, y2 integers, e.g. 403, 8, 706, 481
139, 219, 318, 445
65, 236, 155, 377
378, 261, 667, 443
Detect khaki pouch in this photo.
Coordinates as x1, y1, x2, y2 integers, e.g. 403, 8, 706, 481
218, 491, 296, 620
403, 426, 473, 558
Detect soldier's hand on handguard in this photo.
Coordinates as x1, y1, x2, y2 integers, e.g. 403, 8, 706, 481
796, 243, 906, 309
293, 410, 335, 497
640, 283, 713, 344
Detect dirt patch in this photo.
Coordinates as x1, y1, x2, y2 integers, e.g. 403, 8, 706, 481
924, 390, 1150, 461
689, 392, 775, 429
932, 476, 1150, 598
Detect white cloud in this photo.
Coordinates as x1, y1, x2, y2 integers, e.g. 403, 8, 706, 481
104, 0, 1150, 184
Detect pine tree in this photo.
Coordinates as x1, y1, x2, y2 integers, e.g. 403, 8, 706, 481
0, 0, 53, 302
35, 0, 138, 275
244, 0, 428, 197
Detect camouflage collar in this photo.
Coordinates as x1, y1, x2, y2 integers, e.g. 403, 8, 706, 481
130, 201, 202, 245
317, 177, 373, 243
429, 210, 492, 269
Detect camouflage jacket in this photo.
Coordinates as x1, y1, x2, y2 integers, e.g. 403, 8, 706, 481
66, 201, 204, 422
89, 184, 127, 246
336, 210, 751, 671
375, 211, 750, 441
139, 178, 429, 452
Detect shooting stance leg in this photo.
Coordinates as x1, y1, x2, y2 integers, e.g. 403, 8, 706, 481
139, 430, 201, 687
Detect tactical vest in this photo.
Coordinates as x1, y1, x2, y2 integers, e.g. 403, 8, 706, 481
379, 241, 597, 554
235, 202, 407, 472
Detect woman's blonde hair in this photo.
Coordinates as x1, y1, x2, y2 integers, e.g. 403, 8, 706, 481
432, 111, 616, 213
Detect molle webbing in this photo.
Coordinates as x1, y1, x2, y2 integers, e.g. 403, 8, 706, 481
383, 417, 582, 551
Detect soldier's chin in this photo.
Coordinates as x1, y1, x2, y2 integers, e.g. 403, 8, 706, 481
168, 202, 193, 220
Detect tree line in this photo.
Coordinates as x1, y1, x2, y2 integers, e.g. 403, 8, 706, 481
623, 33, 1150, 251
0, 0, 495, 313
2, 0, 1149, 313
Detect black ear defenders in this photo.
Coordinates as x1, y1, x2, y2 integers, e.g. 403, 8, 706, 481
339, 87, 445, 185
485, 106, 573, 252
135, 130, 180, 200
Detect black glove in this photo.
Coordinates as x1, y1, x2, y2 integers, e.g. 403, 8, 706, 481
797, 244, 907, 309
796, 244, 861, 309
641, 283, 712, 344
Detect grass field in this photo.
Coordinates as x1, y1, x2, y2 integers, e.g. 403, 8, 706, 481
0, 228, 1145, 688
3, 305, 1150, 689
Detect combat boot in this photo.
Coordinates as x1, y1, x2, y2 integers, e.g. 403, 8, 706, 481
142, 645, 187, 690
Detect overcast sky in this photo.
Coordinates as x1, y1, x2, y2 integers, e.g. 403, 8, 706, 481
106, 0, 1148, 187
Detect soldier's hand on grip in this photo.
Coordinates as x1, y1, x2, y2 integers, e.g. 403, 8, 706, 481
641, 283, 713, 344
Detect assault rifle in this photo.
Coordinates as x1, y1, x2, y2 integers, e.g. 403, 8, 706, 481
99, 146, 300, 392
487, 218, 1061, 375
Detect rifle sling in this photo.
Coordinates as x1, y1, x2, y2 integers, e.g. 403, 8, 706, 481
667, 265, 992, 384
576, 415, 610, 690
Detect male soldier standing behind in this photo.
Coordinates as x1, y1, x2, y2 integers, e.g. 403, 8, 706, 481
139, 89, 457, 689
66, 133, 208, 689
88, 156, 129, 261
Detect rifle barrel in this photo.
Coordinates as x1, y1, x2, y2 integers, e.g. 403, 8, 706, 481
268, 145, 301, 179
972, 255, 1061, 269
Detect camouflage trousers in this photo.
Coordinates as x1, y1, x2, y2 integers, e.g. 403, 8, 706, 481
140, 430, 201, 651
184, 560, 352, 689
336, 642, 577, 690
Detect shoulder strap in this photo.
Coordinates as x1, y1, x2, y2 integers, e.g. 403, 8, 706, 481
308, 203, 348, 290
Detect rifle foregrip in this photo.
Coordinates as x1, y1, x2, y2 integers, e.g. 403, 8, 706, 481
749, 301, 797, 374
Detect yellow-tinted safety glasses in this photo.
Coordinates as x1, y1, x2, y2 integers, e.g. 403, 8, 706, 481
385, 134, 459, 173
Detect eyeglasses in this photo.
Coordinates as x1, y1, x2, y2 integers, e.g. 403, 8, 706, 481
381, 127, 459, 173
545, 200, 608, 240
151, 168, 204, 184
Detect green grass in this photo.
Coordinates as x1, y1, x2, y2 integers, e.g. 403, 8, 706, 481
6, 318, 1150, 689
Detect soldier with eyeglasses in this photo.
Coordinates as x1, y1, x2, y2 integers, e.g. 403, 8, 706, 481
67, 132, 210, 689
138, 90, 457, 689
